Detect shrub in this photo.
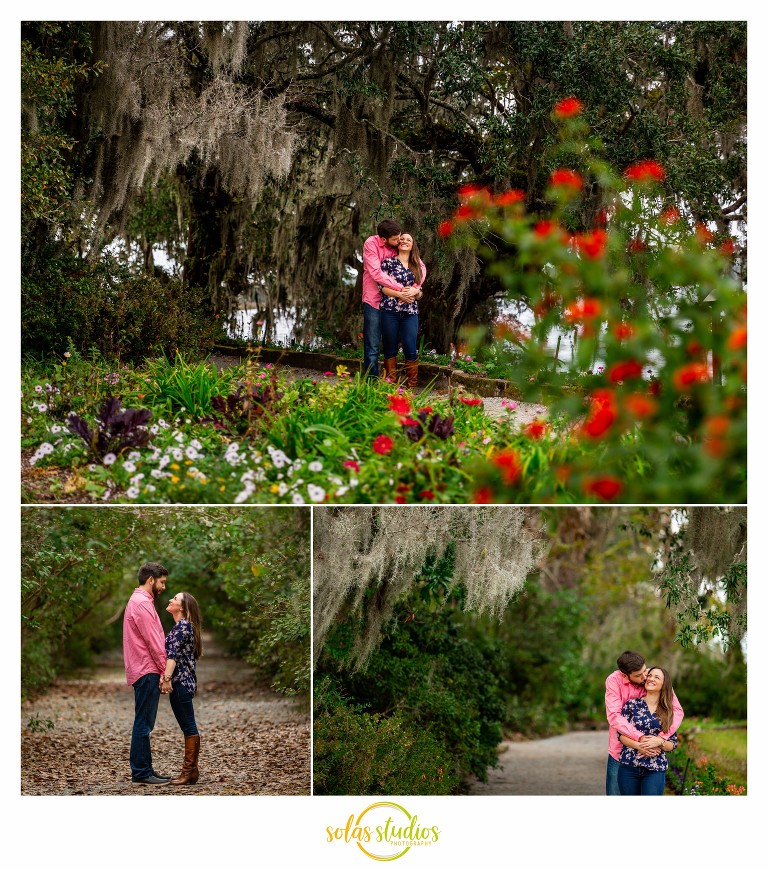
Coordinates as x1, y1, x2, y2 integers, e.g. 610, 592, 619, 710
22, 252, 223, 362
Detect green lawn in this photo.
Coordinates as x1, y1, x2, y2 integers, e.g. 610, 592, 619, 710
686, 724, 747, 788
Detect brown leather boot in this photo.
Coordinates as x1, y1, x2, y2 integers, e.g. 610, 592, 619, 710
405, 360, 418, 388
383, 357, 398, 381
170, 735, 200, 785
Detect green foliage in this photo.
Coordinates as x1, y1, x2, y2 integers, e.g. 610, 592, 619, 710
135, 353, 241, 418
21, 508, 310, 698
315, 574, 506, 794
22, 252, 223, 363
667, 731, 746, 795
451, 103, 746, 503
313, 680, 458, 796
26, 714, 55, 734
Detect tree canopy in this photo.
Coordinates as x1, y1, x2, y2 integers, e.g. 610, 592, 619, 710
22, 21, 746, 351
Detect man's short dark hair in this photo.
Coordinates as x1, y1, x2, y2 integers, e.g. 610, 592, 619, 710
377, 218, 402, 238
617, 650, 646, 676
138, 562, 168, 585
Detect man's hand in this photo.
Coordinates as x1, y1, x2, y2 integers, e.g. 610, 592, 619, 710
159, 676, 172, 694
638, 735, 664, 749
400, 288, 419, 302
635, 744, 661, 757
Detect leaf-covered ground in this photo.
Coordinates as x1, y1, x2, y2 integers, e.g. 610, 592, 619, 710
21, 635, 310, 795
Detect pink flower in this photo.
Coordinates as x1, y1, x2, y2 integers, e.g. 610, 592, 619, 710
459, 396, 483, 407
324, 371, 334, 377
343, 460, 361, 474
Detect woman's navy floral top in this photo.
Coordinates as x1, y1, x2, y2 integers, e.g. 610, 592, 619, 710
379, 257, 419, 315
619, 697, 677, 771
165, 619, 197, 696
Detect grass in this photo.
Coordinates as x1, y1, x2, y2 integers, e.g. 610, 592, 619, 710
685, 724, 747, 788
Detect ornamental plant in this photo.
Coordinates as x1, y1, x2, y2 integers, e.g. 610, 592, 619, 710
443, 99, 746, 503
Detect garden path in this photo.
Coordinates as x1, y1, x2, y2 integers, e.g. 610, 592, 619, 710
468, 731, 608, 795
21, 633, 310, 795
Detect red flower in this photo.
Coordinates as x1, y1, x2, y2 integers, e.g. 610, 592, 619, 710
628, 236, 648, 253
703, 416, 730, 458
395, 495, 408, 504
696, 224, 714, 244
473, 487, 494, 504
524, 418, 548, 439
323, 371, 334, 377
492, 449, 522, 484
564, 298, 602, 323
457, 183, 484, 199
583, 477, 623, 500
720, 239, 736, 255
613, 323, 634, 340
727, 326, 747, 351
418, 489, 435, 500
660, 207, 681, 225
343, 460, 361, 474
554, 96, 583, 118
625, 160, 665, 183
672, 362, 709, 390
437, 220, 453, 238
455, 203, 479, 220
418, 405, 433, 414
582, 389, 618, 438
550, 168, 583, 191
608, 359, 643, 383
575, 229, 608, 259
459, 396, 484, 407
533, 220, 557, 238
388, 394, 411, 415
624, 393, 657, 418
494, 189, 526, 206
372, 434, 394, 455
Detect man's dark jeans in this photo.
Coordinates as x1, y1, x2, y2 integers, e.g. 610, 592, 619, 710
169, 681, 199, 737
130, 672, 161, 781
363, 302, 382, 377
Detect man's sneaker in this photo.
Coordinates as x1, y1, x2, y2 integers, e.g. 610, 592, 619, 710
133, 775, 170, 784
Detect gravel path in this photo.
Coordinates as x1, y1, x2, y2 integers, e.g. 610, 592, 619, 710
468, 731, 608, 795
21, 634, 310, 795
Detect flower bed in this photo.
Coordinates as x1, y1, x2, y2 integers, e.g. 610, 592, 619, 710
21, 349, 744, 504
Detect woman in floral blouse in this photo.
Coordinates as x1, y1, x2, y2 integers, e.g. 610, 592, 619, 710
161, 591, 203, 785
379, 232, 426, 387
617, 666, 678, 795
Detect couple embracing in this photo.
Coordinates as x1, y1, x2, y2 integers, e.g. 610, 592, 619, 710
605, 650, 684, 796
123, 562, 203, 785
362, 218, 426, 385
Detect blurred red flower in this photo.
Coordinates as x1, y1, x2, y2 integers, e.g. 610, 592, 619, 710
550, 168, 583, 190
494, 189, 526, 206
584, 477, 623, 500
492, 449, 522, 484
437, 220, 453, 238
608, 359, 643, 383
372, 434, 394, 455
625, 160, 665, 183
554, 96, 583, 118
672, 362, 710, 390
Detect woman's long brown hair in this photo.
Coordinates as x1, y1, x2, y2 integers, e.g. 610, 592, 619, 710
180, 592, 203, 659
647, 666, 674, 733
402, 234, 422, 284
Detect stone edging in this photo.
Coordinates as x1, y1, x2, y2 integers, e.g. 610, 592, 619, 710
212, 342, 523, 399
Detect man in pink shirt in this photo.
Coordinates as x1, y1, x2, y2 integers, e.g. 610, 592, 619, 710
123, 562, 170, 784
361, 218, 420, 377
605, 649, 684, 795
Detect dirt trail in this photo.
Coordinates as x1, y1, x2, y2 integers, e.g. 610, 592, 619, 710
21, 633, 310, 795
468, 731, 609, 795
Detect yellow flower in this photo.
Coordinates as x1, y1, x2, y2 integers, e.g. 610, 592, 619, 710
171, 475, 180, 484
270, 484, 280, 494
170, 463, 180, 471
185, 459, 192, 466
220, 485, 226, 492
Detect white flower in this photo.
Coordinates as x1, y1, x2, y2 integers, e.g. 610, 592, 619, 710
150, 469, 165, 479
308, 460, 323, 472
174, 431, 185, 443
130, 474, 145, 485
39, 442, 54, 455
158, 419, 169, 429
235, 483, 255, 503
122, 461, 136, 473
50, 425, 61, 434
278, 482, 288, 496
190, 439, 203, 450
349, 478, 358, 488
308, 484, 326, 502
335, 486, 349, 497
89, 464, 98, 472
158, 455, 170, 470
150, 424, 159, 435
34, 385, 42, 393
267, 445, 290, 468
126, 487, 140, 499
291, 492, 305, 505
128, 451, 141, 461
37, 403, 48, 412
171, 448, 183, 461
26, 417, 32, 423
145, 484, 156, 493
185, 446, 199, 460
103, 453, 117, 466
101, 489, 112, 501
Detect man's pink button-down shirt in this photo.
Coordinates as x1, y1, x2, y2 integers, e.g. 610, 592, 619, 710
605, 669, 684, 760
361, 236, 428, 309
123, 587, 167, 686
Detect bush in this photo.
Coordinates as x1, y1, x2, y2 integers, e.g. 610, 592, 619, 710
22, 251, 223, 362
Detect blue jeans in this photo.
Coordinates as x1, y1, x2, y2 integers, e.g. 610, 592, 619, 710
130, 672, 161, 781
363, 303, 382, 377
617, 763, 667, 795
380, 307, 418, 361
169, 680, 199, 737
606, 754, 621, 795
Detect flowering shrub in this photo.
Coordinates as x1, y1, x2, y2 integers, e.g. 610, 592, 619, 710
667, 736, 746, 795
441, 99, 746, 503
